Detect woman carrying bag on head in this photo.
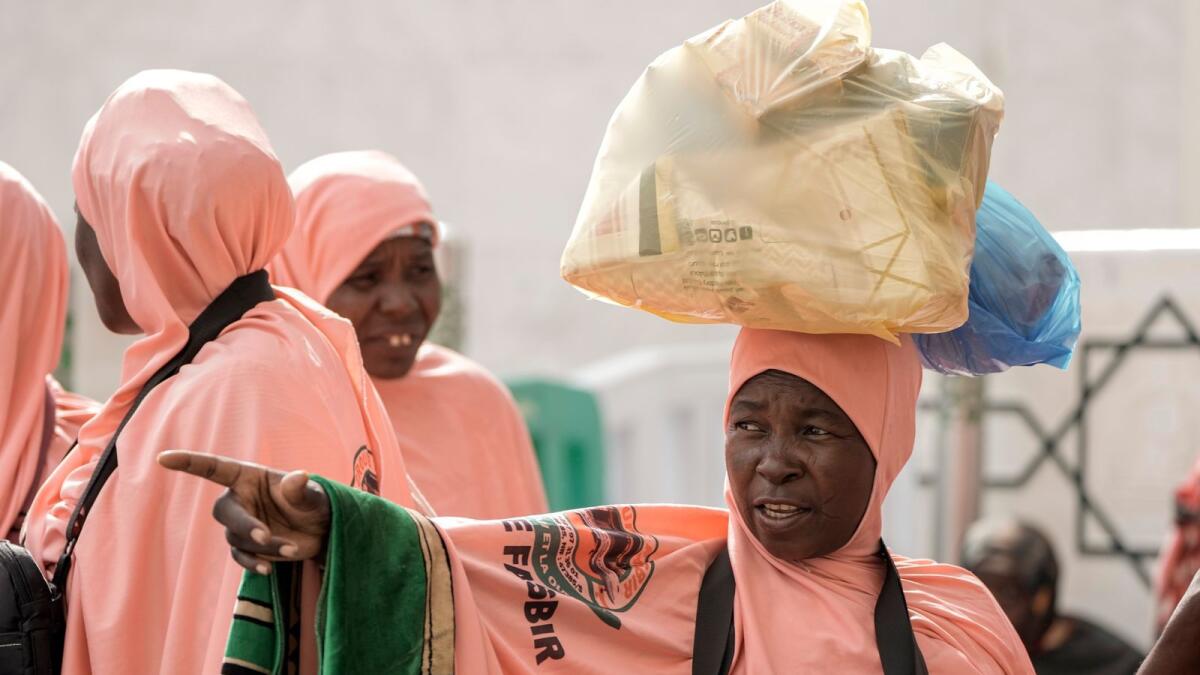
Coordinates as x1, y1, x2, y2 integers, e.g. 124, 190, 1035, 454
166, 329, 1033, 674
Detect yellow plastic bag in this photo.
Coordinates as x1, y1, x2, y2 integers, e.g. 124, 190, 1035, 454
561, 0, 1004, 341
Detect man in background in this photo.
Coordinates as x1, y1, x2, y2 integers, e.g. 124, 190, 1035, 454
963, 518, 1143, 675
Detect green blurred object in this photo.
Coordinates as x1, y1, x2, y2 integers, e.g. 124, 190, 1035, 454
506, 378, 605, 511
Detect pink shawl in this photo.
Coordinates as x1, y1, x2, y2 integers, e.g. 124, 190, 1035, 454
23, 71, 417, 675
0, 162, 99, 541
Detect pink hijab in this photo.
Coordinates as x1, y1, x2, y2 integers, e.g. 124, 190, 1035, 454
724, 329, 1032, 673
24, 71, 418, 674
0, 162, 98, 541
271, 150, 438, 303
270, 151, 546, 518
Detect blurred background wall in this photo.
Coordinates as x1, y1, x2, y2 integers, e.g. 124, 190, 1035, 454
2, 0, 1197, 649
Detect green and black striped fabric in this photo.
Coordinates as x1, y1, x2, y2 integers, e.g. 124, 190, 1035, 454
223, 475, 454, 674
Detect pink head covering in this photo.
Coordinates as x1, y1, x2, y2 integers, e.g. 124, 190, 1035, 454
74, 69, 294, 337
725, 329, 918, 559
270, 150, 437, 303
269, 150, 545, 519
25, 70, 420, 674
0, 162, 70, 537
723, 328, 1032, 674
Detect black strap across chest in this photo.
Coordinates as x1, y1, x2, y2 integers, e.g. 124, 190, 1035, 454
50, 270, 275, 591
692, 540, 929, 675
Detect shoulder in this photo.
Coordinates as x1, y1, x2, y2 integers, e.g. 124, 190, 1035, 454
189, 301, 345, 378
157, 301, 356, 415
893, 555, 1000, 612
892, 554, 1033, 672
416, 344, 487, 376
416, 344, 514, 397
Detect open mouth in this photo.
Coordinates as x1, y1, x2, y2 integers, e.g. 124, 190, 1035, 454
384, 333, 414, 348
755, 503, 813, 522
366, 329, 424, 349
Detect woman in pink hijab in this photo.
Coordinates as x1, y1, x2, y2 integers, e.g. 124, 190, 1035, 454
166, 328, 1032, 674
23, 70, 419, 674
269, 150, 546, 518
0, 162, 99, 543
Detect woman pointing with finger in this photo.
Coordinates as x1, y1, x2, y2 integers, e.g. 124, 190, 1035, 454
164, 329, 1033, 674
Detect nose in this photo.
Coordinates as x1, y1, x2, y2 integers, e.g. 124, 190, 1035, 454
377, 281, 420, 318
756, 441, 806, 485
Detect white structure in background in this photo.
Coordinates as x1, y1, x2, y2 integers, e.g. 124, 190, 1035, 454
577, 238, 1200, 651
574, 341, 733, 508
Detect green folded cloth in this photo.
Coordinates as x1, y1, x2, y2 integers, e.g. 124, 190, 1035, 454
222, 475, 454, 674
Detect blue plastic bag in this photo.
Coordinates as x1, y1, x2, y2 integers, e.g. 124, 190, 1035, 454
914, 182, 1081, 376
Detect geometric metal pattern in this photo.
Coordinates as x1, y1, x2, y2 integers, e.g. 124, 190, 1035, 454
921, 296, 1200, 588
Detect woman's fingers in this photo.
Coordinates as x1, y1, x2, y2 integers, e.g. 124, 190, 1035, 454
224, 526, 300, 559
212, 492, 270, 546
158, 450, 249, 488
279, 470, 313, 508
231, 547, 271, 576
279, 470, 330, 516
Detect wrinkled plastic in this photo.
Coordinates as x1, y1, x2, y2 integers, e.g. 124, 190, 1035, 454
561, 0, 1004, 342
914, 182, 1081, 375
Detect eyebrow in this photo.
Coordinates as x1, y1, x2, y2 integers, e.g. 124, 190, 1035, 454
796, 408, 845, 425
729, 399, 767, 414
730, 398, 847, 423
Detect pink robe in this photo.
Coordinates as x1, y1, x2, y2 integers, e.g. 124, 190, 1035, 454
23, 70, 419, 675
0, 163, 99, 542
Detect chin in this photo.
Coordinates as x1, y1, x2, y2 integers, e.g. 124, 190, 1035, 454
99, 310, 141, 335
366, 358, 417, 380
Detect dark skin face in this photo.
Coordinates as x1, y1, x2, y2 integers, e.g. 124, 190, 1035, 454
725, 370, 876, 562
324, 235, 441, 379
75, 208, 140, 334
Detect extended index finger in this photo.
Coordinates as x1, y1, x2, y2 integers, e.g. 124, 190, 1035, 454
157, 450, 246, 487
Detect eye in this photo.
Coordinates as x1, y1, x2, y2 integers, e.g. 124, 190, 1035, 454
734, 420, 765, 433
409, 264, 436, 281
347, 272, 380, 290
801, 425, 830, 437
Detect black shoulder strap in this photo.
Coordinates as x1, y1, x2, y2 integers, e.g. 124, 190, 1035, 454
692, 546, 735, 675
875, 540, 929, 675
691, 540, 928, 675
51, 270, 274, 590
